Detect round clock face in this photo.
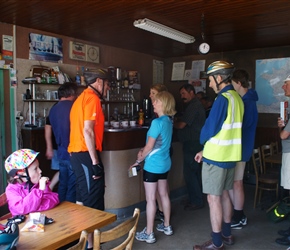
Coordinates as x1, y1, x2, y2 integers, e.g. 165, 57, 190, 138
87, 47, 99, 62
198, 42, 210, 55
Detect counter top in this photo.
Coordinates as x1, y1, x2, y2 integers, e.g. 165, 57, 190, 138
105, 126, 148, 132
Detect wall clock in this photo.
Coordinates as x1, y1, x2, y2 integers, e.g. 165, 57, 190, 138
86, 45, 100, 63
198, 42, 210, 55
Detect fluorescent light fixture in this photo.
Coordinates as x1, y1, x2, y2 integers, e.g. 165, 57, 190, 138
133, 18, 195, 44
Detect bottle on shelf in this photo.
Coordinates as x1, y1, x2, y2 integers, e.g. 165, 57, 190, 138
75, 66, 81, 85
138, 108, 144, 126
123, 70, 129, 89
81, 66, 86, 86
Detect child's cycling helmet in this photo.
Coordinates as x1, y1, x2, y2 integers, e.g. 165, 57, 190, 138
0, 221, 19, 250
5, 149, 39, 177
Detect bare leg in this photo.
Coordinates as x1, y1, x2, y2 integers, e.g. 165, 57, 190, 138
229, 180, 244, 210
156, 182, 170, 212
158, 179, 171, 226
207, 194, 222, 232
144, 182, 158, 234
222, 190, 233, 224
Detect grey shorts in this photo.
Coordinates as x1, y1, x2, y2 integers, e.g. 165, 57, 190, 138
202, 162, 235, 196
234, 161, 246, 181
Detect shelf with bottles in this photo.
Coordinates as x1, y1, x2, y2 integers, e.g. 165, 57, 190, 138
107, 87, 139, 102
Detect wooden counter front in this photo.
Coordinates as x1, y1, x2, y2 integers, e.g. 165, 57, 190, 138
102, 128, 147, 151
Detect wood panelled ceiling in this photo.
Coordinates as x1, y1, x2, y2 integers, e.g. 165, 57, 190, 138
1, 0, 290, 58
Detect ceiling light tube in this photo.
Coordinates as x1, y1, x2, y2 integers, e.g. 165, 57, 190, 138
133, 18, 195, 44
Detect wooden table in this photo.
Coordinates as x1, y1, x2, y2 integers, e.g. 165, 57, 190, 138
7, 201, 116, 250
264, 153, 282, 165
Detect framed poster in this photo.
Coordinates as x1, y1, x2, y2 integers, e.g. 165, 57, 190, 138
69, 41, 86, 61
29, 33, 63, 63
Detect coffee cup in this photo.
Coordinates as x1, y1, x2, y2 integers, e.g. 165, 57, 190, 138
121, 120, 129, 127
130, 120, 136, 127
112, 121, 120, 128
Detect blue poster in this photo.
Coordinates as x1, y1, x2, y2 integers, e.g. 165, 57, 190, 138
29, 33, 63, 63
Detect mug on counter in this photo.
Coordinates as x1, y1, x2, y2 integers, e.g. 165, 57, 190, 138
130, 120, 136, 127
112, 121, 120, 128
121, 120, 129, 128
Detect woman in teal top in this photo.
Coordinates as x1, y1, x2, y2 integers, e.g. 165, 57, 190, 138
131, 91, 176, 244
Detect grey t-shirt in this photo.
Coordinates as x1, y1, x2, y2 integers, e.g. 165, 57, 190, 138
177, 98, 206, 143
282, 121, 290, 153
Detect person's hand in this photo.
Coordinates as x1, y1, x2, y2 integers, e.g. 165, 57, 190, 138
39, 177, 49, 190
194, 151, 203, 163
92, 163, 104, 180
278, 117, 286, 128
46, 148, 54, 160
128, 162, 139, 170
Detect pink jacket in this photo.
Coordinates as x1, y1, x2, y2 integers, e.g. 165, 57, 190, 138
5, 182, 59, 216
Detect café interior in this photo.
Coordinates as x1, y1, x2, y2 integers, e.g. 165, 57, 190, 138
1, 1, 290, 249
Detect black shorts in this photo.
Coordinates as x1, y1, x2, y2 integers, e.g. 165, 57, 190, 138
143, 170, 169, 183
70, 151, 105, 210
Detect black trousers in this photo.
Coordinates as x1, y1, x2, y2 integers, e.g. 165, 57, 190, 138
70, 151, 105, 210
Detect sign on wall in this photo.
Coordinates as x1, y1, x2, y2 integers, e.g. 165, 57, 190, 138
2, 35, 13, 60
69, 41, 86, 61
29, 33, 63, 63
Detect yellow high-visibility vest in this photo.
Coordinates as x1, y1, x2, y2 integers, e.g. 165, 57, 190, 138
203, 90, 244, 162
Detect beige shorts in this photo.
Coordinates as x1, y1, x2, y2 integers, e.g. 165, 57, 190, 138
202, 162, 235, 196
281, 153, 290, 190
233, 161, 246, 181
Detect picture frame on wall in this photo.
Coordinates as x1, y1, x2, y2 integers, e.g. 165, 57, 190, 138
69, 41, 86, 61
29, 33, 63, 63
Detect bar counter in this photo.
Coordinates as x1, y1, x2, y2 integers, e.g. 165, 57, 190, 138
22, 126, 185, 218
101, 126, 185, 217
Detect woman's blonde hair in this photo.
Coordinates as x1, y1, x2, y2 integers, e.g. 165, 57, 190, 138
150, 83, 168, 93
155, 91, 176, 116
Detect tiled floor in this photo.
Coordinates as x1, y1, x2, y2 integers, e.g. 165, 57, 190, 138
101, 184, 290, 250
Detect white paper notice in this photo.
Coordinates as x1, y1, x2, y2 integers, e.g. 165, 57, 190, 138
191, 60, 205, 80
171, 62, 185, 81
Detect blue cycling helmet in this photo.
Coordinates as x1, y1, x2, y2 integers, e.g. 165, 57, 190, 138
0, 222, 19, 250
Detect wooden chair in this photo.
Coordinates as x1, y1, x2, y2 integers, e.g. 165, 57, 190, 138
0, 193, 12, 220
93, 208, 140, 250
261, 144, 272, 170
271, 141, 279, 155
67, 230, 88, 250
261, 144, 280, 176
252, 148, 279, 208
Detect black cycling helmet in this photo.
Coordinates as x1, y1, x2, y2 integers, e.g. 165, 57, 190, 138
0, 222, 19, 250
84, 69, 110, 85
84, 69, 110, 99
206, 61, 235, 90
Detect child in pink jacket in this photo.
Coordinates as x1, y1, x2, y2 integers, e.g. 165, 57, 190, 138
5, 149, 59, 216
